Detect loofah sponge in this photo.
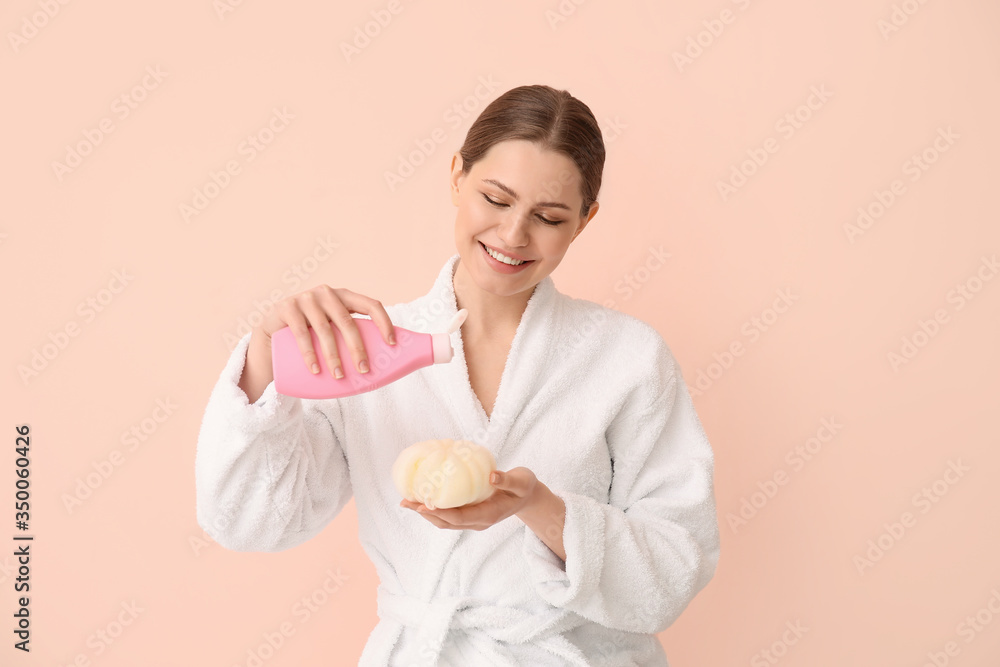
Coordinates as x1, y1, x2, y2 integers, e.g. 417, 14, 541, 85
392, 438, 497, 510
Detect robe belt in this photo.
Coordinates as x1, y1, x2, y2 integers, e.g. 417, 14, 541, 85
376, 585, 592, 666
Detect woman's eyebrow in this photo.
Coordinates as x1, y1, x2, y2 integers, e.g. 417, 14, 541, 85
481, 178, 571, 211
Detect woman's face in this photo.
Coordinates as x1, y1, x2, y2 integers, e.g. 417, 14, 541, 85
450, 139, 599, 297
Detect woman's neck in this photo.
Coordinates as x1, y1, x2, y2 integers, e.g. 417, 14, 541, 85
452, 257, 534, 339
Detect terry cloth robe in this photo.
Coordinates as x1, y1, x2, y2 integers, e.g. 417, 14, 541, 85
195, 252, 721, 666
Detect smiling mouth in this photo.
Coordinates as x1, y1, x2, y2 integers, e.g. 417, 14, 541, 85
479, 241, 534, 265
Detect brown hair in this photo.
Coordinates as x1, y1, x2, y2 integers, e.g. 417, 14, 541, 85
457, 84, 605, 218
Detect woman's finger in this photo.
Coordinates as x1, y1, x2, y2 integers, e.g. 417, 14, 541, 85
296, 291, 344, 378
320, 288, 370, 374
347, 292, 396, 347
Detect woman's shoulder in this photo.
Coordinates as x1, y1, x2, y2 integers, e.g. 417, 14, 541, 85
555, 293, 681, 398
558, 293, 675, 359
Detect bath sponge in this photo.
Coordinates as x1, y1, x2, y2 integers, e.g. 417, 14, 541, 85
392, 439, 497, 510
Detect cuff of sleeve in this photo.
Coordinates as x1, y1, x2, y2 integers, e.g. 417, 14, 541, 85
215, 332, 301, 430
521, 489, 605, 609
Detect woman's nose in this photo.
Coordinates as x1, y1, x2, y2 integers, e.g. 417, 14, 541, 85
497, 215, 530, 247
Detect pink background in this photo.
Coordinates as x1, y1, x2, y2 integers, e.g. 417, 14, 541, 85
4, 0, 999, 665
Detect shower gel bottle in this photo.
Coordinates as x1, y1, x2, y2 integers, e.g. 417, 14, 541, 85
271, 309, 468, 399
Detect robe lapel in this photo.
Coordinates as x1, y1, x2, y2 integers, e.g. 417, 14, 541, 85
432, 253, 558, 459
412, 253, 559, 600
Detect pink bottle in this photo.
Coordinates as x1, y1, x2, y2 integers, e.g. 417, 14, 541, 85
271, 309, 468, 399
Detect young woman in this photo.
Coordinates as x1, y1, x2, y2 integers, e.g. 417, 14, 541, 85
195, 84, 720, 666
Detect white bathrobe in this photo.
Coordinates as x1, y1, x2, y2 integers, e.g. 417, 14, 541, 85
195, 252, 721, 666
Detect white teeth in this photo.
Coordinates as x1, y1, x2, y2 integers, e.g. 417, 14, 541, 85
483, 244, 526, 265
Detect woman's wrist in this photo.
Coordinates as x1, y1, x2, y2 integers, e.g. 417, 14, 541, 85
517, 482, 567, 563
239, 330, 274, 403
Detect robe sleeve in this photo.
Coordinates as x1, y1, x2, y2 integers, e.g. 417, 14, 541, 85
194, 332, 354, 553
520, 338, 721, 634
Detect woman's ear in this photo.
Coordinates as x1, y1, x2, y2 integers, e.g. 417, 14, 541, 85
571, 201, 599, 242
449, 153, 464, 206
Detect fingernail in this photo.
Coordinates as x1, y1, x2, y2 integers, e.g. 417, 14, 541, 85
490, 472, 499, 484
311, 363, 320, 374
389, 333, 396, 345
359, 359, 369, 373
334, 366, 344, 379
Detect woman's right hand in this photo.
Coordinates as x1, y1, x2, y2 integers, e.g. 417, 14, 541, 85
256, 285, 396, 378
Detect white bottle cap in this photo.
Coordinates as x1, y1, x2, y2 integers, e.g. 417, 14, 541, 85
447, 309, 469, 333
431, 333, 454, 363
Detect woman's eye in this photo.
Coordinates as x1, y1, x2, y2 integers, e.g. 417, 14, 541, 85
483, 193, 506, 207
482, 193, 562, 225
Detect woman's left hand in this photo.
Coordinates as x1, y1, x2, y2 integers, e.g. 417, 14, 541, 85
400, 466, 538, 531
